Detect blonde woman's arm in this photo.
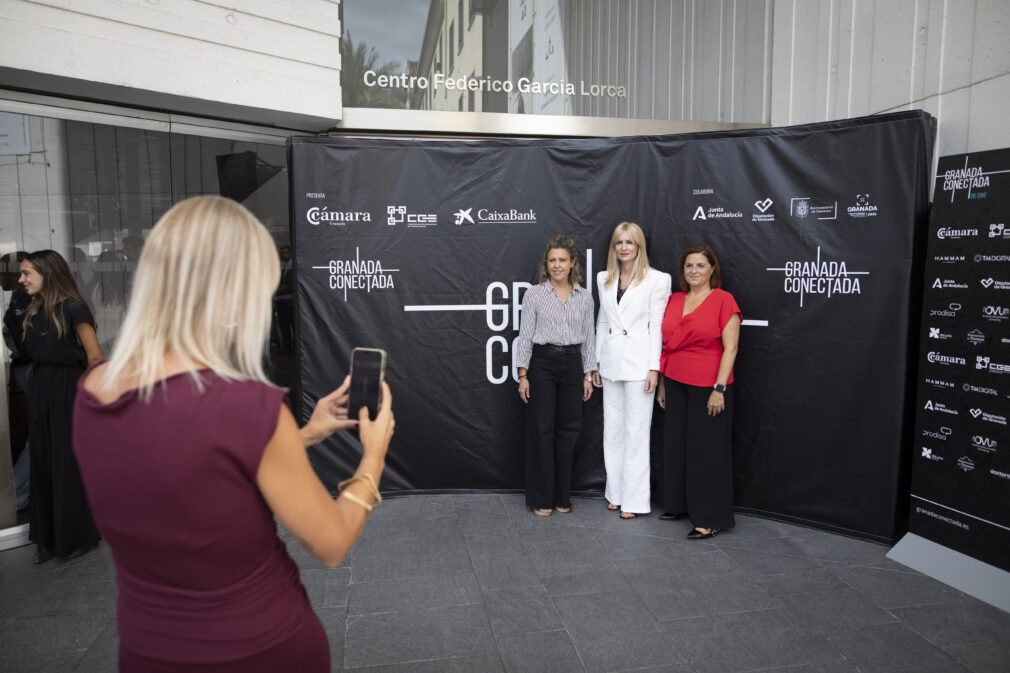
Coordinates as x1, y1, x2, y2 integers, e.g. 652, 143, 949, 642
256, 379, 394, 566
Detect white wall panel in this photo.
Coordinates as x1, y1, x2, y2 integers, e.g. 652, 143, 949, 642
772, 0, 1010, 155
0, 0, 341, 131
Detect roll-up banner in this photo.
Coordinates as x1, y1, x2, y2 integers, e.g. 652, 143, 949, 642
289, 110, 935, 543
909, 148, 1010, 571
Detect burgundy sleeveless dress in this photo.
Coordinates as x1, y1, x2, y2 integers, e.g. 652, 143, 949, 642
72, 372, 329, 672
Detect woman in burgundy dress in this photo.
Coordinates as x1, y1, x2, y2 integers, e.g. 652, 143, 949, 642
656, 245, 741, 539
72, 196, 395, 672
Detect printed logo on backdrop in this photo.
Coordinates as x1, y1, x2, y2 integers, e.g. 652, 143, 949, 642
310, 247, 399, 302
989, 223, 1010, 239
936, 227, 979, 240
928, 327, 952, 340
923, 400, 958, 416
846, 194, 878, 218
981, 305, 1009, 322
926, 351, 967, 366
979, 277, 1010, 290
958, 456, 976, 472
963, 381, 999, 397
453, 207, 538, 226
692, 205, 743, 221
974, 252, 1010, 263
976, 355, 1010, 374
306, 206, 372, 226
387, 205, 437, 228
968, 407, 1008, 426
932, 278, 969, 289
966, 329, 986, 346
921, 425, 953, 441
972, 435, 998, 454
921, 447, 944, 462
765, 246, 867, 308
752, 198, 775, 222
934, 254, 966, 264
929, 302, 962, 318
926, 377, 955, 390
790, 197, 837, 220
937, 157, 991, 202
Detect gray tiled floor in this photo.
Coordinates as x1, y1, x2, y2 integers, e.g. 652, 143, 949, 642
2, 493, 1009, 672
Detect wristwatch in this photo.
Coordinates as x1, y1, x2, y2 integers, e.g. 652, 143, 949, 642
713, 383, 727, 393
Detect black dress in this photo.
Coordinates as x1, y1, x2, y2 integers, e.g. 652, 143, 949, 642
22, 298, 100, 557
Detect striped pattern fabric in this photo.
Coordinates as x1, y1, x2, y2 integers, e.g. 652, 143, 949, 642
516, 282, 596, 372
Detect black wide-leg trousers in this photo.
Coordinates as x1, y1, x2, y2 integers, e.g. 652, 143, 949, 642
525, 345, 583, 509
662, 376, 735, 530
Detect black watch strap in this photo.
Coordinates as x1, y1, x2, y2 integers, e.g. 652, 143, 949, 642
713, 383, 727, 393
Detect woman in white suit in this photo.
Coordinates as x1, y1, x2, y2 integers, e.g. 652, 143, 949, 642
592, 222, 672, 518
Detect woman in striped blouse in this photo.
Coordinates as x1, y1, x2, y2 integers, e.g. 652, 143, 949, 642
516, 235, 597, 516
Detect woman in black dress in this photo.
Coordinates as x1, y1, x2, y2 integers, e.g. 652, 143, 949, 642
20, 249, 103, 563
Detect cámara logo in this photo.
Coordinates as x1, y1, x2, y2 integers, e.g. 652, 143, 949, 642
936, 227, 979, 240
307, 207, 372, 226
926, 352, 966, 366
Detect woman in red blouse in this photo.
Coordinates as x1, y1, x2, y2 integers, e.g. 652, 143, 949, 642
656, 245, 741, 539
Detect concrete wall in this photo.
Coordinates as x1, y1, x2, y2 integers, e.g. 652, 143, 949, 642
771, 0, 1010, 156
0, 0, 342, 131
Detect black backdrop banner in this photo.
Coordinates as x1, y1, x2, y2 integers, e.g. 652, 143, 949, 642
909, 147, 1010, 570
289, 110, 935, 543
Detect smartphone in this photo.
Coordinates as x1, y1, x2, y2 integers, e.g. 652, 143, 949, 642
348, 347, 386, 420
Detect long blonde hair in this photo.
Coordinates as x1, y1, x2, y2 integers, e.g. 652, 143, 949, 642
603, 222, 650, 287
100, 196, 281, 399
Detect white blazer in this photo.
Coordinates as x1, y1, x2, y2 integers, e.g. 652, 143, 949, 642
595, 267, 672, 381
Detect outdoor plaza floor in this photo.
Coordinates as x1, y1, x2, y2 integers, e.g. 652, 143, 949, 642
2, 493, 1009, 672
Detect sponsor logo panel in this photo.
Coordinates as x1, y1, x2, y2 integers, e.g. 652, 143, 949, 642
387, 205, 437, 227
307, 206, 372, 226
846, 193, 878, 218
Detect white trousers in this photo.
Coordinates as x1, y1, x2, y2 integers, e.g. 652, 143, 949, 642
602, 377, 655, 513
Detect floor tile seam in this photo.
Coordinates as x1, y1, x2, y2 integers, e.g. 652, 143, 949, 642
716, 543, 830, 563
654, 604, 787, 626
473, 568, 510, 673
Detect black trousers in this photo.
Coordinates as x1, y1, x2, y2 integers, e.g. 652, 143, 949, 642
662, 376, 735, 530
525, 345, 583, 509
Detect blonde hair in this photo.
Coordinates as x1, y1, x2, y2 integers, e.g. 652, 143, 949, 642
101, 196, 280, 399
603, 222, 650, 288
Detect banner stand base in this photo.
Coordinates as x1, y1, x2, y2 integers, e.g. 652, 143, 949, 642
887, 533, 1010, 613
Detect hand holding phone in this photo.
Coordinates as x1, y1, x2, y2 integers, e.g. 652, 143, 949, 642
348, 347, 387, 420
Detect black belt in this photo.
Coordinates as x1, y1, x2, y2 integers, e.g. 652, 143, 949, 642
533, 344, 581, 355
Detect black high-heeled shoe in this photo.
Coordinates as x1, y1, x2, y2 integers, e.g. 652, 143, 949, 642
659, 512, 687, 521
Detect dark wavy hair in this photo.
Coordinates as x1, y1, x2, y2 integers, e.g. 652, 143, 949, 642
22, 250, 92, 340
678, 244, 723, 292
537, 234, 582, 286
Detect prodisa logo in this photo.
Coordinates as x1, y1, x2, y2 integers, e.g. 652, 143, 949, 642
307, 207, 372, 226
766, 246, 868, 308
929, 303, 962, 318
310, 247, 399, 302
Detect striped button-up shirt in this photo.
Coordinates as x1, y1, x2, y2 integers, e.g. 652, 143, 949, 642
516, 281, 596, 372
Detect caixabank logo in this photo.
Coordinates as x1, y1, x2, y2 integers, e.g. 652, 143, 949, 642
452, 206, 538, 226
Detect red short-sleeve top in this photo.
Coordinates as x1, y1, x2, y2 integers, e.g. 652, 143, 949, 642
660, 288, 741, 387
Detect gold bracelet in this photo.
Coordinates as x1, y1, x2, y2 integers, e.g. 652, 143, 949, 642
339, 489, 374, 513
337, 473, 383, 509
